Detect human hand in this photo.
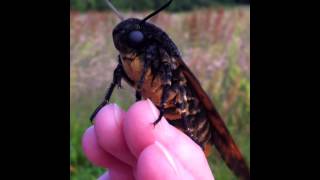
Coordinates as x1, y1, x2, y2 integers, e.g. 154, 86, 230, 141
82, 99, 215, 180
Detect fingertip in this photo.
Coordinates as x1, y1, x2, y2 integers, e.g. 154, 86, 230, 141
81, 126, 111, 168
82, 126, 134, 171
124, 99, 168, 157
124, 99, 184, 157
125, 99, 165, 124
145, 98, 160, 120
94, 104, 122, 128
94, 103, 123, 137
123, 100, 154, 156
127, 99, 157, 121
94, 104, 136, 166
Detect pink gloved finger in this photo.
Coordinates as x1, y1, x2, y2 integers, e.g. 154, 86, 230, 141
94, 104, 136, 167
136, 141, 194, 180
82, 126, 132, 171
123, 99, 164, 157
124, 99, 214, 180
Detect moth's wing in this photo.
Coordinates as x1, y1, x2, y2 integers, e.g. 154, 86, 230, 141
175, 57, 250, 180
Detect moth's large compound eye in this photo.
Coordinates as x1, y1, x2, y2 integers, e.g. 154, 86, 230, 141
128, 30, 144, 46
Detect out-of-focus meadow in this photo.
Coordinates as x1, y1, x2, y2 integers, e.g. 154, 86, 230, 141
70, 7, 250, 180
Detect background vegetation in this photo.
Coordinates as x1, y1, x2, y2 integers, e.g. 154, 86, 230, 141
71, 0, 249, 12
70, 2, 250, 180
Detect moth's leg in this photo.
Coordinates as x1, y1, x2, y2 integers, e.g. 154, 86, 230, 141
136, 60, 148, 91
153, 48, 178, 125
90, 63, 124, 122
151, 50, 160, 83
136, 45, 157, 91
135, 91, 142, 101
135, 45, 157, 102
116, 56, 135, 87
152, 62, 173, 125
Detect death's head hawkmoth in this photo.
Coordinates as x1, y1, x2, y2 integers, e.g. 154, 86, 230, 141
90, 0, 250, 179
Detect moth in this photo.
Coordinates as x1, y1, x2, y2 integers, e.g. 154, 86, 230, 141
90, 0, 250, 179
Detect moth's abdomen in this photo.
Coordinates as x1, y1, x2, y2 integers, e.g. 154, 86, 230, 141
166, 84, 214, 150
121, 53, 214, 150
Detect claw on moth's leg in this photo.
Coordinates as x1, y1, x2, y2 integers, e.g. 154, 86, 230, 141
90, 100, 109, 122
152, 108, 164, 126
90, 63, 123, 122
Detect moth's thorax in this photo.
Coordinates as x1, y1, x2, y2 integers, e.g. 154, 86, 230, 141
120, 53, 177, 109
120, 53, 143, 82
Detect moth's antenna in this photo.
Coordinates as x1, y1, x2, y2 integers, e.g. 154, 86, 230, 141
106, 0, 125, 20
141, 0, 173, 23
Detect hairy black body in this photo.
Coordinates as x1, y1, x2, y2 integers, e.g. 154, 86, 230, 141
90, 2, 250, 179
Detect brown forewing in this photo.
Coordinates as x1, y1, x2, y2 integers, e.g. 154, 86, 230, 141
175, 57, 250, 180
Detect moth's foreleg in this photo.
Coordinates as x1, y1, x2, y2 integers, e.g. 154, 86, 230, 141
135, 91, 142, 101
153, 62, 173, 126
136, 45, 157, 101
90, 63, 124, 122
137, 45, 157, 90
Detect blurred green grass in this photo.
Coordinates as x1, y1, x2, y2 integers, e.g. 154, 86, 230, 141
71, 7, 249, 180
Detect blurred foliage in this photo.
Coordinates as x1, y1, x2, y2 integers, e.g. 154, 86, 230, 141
70, 6, 250, 180
70, 0, 250, 12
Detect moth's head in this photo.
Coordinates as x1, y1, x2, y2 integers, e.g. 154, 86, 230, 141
106, 0, 173, 55
112, 18, 146, 55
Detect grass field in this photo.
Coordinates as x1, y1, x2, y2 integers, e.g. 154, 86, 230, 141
70, 6, 250, 180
